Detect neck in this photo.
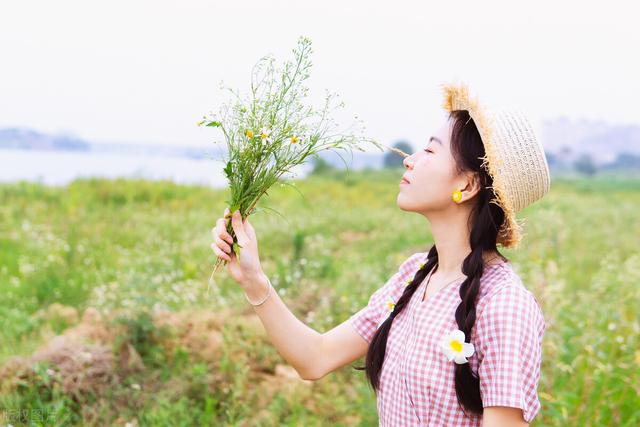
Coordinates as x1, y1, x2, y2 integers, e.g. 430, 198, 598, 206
424, 207, 501, 276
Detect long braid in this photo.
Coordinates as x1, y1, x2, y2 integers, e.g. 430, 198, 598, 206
353, 245, 438, 393
453, 184, 503, 417
450, 108, 507, 416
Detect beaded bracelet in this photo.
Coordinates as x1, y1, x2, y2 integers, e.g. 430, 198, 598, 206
244, 276, 273, 306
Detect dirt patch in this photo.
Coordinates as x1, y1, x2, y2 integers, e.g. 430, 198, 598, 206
0, 304, 274, 398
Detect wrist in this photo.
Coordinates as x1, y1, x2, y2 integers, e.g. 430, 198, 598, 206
243, 272, 270, 303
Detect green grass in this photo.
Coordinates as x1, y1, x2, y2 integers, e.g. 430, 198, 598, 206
0, 170, 638, 426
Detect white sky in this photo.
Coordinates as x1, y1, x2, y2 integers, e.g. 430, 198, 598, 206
1, 0, 638, 150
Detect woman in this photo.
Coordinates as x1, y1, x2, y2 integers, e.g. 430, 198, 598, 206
211, 82, 551, 426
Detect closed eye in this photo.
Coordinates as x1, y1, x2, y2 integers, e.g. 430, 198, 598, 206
424, 148, 433, 153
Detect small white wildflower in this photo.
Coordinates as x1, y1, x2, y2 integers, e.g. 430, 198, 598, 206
259, 127, 272, 145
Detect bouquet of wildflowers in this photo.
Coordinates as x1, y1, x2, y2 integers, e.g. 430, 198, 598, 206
198, 36, 408, 285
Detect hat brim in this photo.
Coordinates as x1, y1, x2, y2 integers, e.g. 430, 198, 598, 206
441, 82, 524, 249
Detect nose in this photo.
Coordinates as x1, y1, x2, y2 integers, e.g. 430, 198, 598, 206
403, 154, 413, 169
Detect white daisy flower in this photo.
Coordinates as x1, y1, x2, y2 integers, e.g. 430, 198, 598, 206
290, 134, 304, 149
441, 329, 475, 364
260, 127, 272, 145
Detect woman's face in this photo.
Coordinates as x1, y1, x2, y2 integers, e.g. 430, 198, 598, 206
397, 118, 463, 214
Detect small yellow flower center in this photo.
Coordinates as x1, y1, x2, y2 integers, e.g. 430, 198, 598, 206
261, 132, 268, 139
291, 136, 298, 144
245, 129, 254, 138
387, 302, 395, 311
450, 339, 462, 353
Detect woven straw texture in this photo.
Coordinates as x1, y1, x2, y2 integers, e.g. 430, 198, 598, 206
441, 82, 551, 248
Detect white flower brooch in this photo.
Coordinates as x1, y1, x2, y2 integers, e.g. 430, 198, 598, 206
441, 329, 475, 364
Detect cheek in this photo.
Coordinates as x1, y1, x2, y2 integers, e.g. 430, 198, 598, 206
411, 159, 456, 197
414, 157, 451, 185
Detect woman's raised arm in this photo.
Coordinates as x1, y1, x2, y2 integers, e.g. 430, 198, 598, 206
244, 273, 369, 380
211, 207, 369, 380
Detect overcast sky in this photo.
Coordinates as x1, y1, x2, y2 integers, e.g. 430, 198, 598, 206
1, 0, 638, 150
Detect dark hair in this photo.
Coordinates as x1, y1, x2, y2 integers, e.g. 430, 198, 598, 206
353, 110, 508, 418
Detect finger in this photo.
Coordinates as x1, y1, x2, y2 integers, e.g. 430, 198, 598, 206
231, 210, 250, 246
216, 217, 233, 244
214, 234, 231, 253
243, 217, 257, 242
211, 243, 231, 262
213, 219, 223, 242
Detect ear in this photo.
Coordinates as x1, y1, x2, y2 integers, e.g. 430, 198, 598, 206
461, 172, 483, 200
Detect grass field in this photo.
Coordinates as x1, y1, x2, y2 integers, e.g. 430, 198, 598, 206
0, 169, 638, 426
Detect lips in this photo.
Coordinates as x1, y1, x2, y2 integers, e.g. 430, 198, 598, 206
400, 176, 411, 184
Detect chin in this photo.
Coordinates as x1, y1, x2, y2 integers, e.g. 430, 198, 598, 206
397, 192, 431, 214
396, 194, 414, 212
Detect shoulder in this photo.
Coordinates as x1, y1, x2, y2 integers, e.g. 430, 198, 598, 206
370, 251, 428, 302
398, 251, 428, 274
476, 264, 546, 337
348, 250, 428, 343
394, 250, 430, 288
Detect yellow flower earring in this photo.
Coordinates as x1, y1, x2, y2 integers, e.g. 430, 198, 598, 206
452, 189, 463, 203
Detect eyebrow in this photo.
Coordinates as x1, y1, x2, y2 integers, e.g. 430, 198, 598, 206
429, 136, 443, 146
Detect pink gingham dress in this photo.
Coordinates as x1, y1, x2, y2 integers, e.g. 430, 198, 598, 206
349, 251, 546, 426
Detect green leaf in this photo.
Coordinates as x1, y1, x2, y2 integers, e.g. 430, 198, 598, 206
206, 121, 222, 127
229, 203, 241, 213
223, 162, 233, 180
232, 242, 242, 261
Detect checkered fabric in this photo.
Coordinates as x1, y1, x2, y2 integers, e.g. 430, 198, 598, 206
349, 252, 546, 426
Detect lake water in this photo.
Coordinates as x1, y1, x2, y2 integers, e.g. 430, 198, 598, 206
0, 149, 312, 188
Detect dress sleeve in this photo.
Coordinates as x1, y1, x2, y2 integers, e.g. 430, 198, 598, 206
475, 285, 546, 423
348, 252, 425, 344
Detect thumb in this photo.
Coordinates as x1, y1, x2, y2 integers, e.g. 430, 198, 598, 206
243, 217, 257, 242
231, 210, 250, 246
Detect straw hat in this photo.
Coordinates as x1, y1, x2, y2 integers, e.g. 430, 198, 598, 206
440, 81, 551, 249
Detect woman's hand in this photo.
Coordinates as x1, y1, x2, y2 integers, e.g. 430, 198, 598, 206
211, 207, 265, 288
